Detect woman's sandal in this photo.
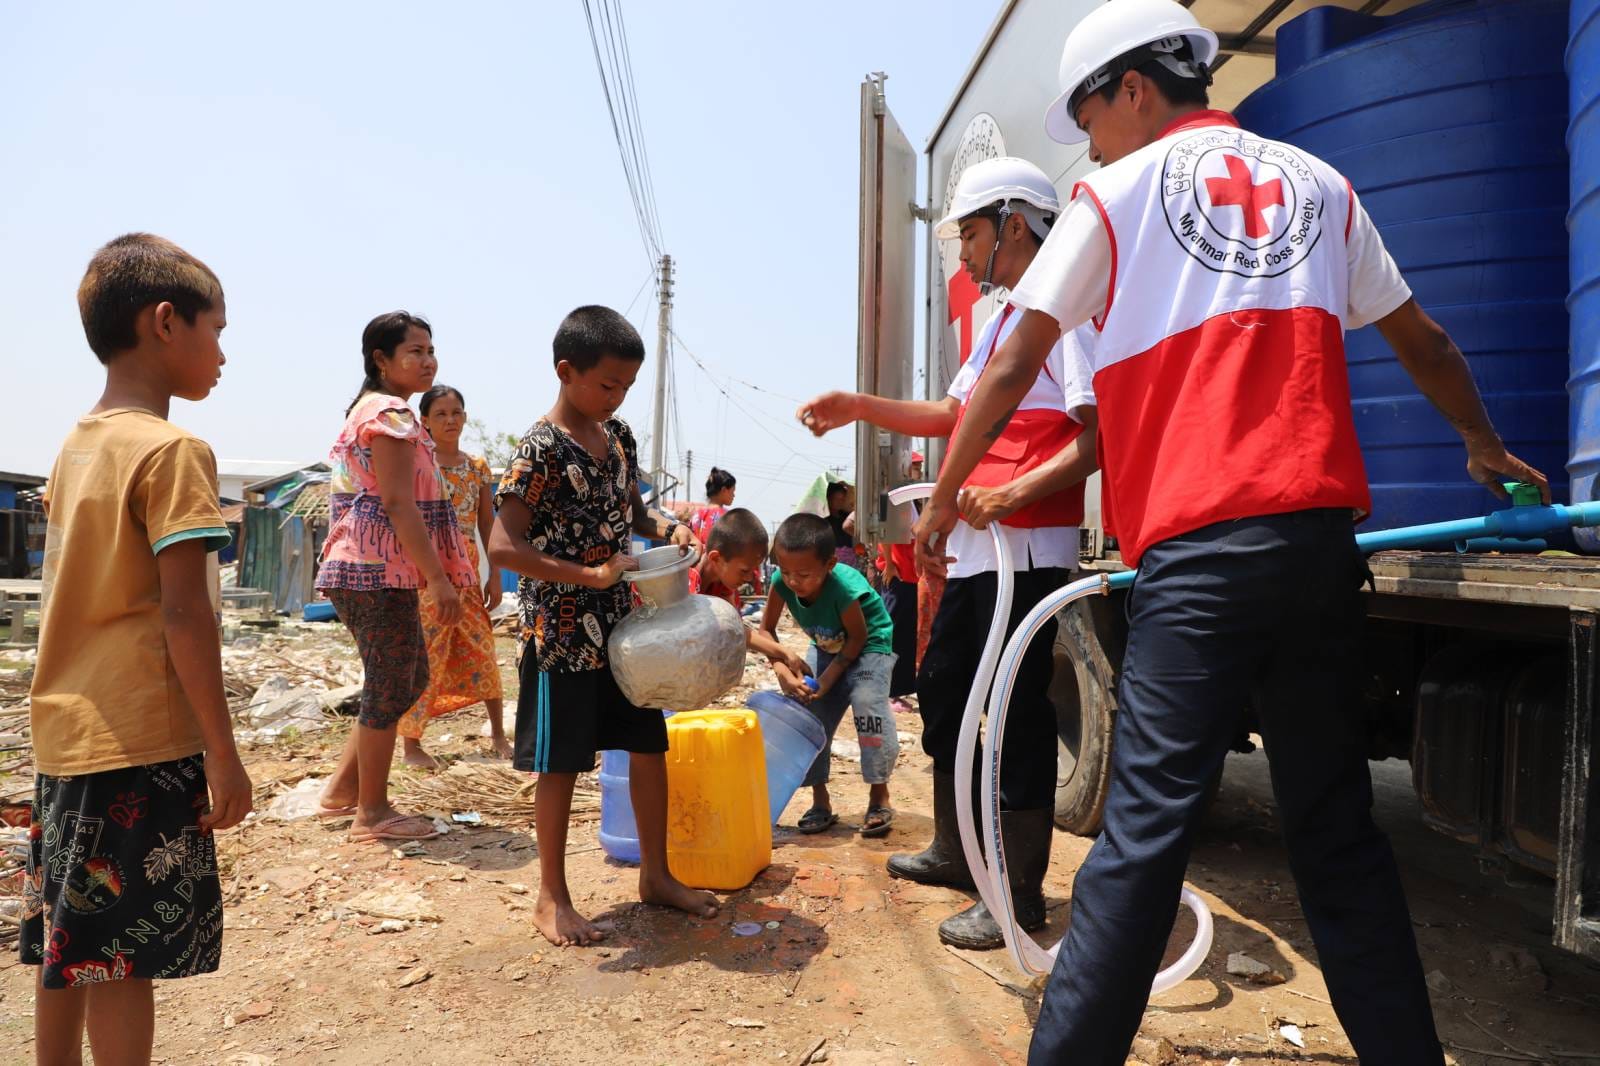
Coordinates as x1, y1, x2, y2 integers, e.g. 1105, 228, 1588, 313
798, 806, 838, 834
348, 813, 441, 844
860, 805, 895, 838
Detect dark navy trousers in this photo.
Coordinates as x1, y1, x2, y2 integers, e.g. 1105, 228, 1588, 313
1029, 510, 1442, 1065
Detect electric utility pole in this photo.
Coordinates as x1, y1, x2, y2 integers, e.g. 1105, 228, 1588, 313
650, 254, 674, 497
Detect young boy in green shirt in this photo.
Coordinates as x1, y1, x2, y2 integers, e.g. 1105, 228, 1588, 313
760, 513, 899, 837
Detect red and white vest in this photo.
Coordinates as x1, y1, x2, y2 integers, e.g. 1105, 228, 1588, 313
947, 305, 1088, 529
1075, 112, 1370, 566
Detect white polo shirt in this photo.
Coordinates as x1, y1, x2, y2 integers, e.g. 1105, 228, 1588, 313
943, 302, 1097, 579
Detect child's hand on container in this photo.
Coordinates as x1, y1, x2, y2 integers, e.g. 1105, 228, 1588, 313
773, 661, 813, 704
778, 650, 810, 679
669, 522, 699, 554
590, 553, 640, 589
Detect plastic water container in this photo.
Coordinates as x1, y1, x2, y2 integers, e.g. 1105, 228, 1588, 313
664, 709, 771, 890
597, 749, 640, 864
746, 690, 827, 824
302, 601, 336, 623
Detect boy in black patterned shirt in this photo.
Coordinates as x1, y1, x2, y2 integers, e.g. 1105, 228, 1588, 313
489, 305, 718, 947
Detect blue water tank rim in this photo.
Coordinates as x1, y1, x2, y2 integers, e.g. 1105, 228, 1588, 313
1568, 88, 1600, 145
1566, 1, 1600, 71
1275, 17, 1562, 88
1259, 78, 1563, 142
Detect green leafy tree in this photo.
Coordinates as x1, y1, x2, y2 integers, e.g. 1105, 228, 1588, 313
467, 418, 520, 472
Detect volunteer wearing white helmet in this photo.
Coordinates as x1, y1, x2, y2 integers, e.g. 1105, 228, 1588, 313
798, 156, 1099, 951
914, 2, 1549, 1063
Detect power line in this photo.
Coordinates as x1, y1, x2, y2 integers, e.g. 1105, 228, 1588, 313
595, 0, 658, 246
670, 328, 854, 466
579, 0, 662, 264
669, 327, 807, 404
668, 326, 853, 456
613, 2, 664, 249
622, 267, 655, 320
599, 0, 663, 250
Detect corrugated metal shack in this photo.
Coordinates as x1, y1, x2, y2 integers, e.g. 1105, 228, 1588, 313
237, 465, 329, 614
0, 472, 46, 579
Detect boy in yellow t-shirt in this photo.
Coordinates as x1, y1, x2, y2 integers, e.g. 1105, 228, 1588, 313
23, 234, 253, 1064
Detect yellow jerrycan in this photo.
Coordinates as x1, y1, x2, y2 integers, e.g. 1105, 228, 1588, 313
664, 709, 772, 890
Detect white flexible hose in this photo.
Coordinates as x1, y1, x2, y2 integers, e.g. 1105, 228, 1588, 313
984, 572, 1214, 986
886, 484, 1015, 938
887, 483, 1212, 992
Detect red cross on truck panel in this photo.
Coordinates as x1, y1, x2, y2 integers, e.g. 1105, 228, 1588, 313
946, 266, 982, 365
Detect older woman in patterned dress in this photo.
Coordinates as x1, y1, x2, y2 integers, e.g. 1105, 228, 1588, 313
396, 385, 509, 768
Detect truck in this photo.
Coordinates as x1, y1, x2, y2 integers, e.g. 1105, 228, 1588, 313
852, 0, 1600, 962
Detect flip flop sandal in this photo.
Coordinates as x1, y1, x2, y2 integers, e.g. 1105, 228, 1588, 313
797, 806, 838, 834
348, 813, 441, 844
314, 803, 357, 821
860, 805, 895, 838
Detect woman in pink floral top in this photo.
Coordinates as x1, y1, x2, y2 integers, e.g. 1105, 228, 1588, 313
314, 311, 474, 844
686, 465, 737, 544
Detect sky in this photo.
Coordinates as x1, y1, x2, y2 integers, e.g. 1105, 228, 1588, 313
0, 0, 1002, 528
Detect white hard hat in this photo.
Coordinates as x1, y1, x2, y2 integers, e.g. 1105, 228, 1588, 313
934, 156, 1061, 240
1044, 0, 1219, 145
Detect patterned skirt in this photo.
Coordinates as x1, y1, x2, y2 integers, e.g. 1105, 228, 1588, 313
397, 540, 504, 739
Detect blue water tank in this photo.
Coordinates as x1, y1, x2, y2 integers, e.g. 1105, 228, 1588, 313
1235, 0, 1571, 530
1569, 0, 1600, 548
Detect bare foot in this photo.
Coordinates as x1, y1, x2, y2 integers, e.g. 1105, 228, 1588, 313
318, 789, 357, 812
640, 871, 719, 919
401, 739, 440, 771
489, 734, 514, 760
532, 895, 605, 947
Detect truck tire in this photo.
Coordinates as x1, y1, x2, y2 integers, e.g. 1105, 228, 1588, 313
1051, 597, 1121, 836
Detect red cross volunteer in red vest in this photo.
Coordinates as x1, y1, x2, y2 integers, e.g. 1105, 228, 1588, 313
912, 3, 1548, 1065
798, 156, 1097, 953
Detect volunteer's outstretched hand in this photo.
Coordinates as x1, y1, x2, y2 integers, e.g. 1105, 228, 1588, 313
797, 392, 856, 437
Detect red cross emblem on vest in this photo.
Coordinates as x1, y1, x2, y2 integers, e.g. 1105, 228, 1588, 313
1205, 155, 1285, 240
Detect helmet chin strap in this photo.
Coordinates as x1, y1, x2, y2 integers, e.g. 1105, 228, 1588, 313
978, 204, 1014, 295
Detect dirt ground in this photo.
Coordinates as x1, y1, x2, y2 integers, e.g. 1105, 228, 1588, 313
4, 617, 1600, 1066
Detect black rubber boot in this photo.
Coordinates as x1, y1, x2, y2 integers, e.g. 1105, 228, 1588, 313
886, 770, 975, 889
937, 807, 1053, 950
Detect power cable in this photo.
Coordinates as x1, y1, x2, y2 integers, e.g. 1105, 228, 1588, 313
670, 328, 854, 466
579, 0, 662, 263
622, 268, 655, 320
595, 0, 660, 247
612, 0, 664, 248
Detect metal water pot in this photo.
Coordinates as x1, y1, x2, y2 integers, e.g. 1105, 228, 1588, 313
608, 545, 747, 710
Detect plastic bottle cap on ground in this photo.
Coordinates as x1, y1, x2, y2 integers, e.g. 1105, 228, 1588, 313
732, 921, 763, 937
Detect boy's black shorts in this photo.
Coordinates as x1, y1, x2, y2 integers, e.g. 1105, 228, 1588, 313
513, 655, 667, 774
21, 754, 223, 988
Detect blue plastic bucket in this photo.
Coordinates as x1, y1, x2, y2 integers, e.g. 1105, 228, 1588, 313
746, 690, 827, 824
